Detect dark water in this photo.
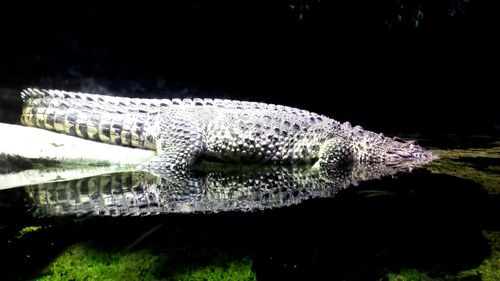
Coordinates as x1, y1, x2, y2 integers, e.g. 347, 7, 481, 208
0, 133, 498, 280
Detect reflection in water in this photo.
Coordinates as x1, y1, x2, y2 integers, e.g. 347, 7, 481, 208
25, 160, 430, 217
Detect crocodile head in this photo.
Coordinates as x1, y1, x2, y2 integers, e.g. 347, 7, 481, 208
349, 126, 437, 165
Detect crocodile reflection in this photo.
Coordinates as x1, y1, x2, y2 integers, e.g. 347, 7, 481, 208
25, 161, 427, 217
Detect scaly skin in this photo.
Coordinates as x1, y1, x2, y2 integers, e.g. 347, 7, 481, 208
26, 161, 425, 216
20, 88, 436, 169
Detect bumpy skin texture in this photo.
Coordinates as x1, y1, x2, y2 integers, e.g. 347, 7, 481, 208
20, 88, 435, 169
26, 161, 424, 216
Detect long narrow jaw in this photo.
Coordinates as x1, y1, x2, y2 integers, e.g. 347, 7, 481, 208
383, 138, 437, 165
350, 127, 437, 166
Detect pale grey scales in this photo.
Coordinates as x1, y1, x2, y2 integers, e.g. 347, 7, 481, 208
20, 88, 436, 170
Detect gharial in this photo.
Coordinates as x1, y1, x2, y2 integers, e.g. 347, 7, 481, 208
20, 88, 436, 170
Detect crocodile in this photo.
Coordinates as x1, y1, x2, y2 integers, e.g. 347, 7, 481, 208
26, 161, 423, 216
20, 88, 436, 170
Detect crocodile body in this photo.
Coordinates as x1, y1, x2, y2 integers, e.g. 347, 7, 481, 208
26, 161, 421, 216
20, 88, 435, 169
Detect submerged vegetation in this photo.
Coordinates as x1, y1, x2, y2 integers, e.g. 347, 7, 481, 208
456, 232, 500, 281
38, 243, 256, 281
15, 226, 44, 239
39, 244, 166, 281
384, 143, 500, 281
426, 143, 500, 194
386, 250, 500, 281
170, 258, 255, 281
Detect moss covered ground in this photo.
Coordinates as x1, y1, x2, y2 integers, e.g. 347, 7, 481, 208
36, 243, 255, 281
386, 141, 499, 281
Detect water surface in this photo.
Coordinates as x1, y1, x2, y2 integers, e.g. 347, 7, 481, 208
0, 133, 498, 280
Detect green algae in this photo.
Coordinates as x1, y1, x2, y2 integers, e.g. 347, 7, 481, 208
36, 243, 256, 281
425, 146, 500, 195
385, 143, 500, 281
456, 231, 500, 281
171, 258, 256, 281
386, 242, 500, 281
38, 244, 167, 281
16, 225, 44, 239
386, 268, 434, 281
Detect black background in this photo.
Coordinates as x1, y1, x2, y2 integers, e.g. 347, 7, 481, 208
0, 0, 497, 135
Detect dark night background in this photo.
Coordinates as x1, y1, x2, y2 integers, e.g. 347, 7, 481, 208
0, 0, 498, 135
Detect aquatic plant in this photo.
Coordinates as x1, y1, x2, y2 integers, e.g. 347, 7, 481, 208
170, 258, 256, 281
38, 243, 256, 281
15, 225, 44, 239
426, 146, 500, 194
386, 268, 434, 281
38, 244, 166, 281
384, 143, 500, 281
456, 231, 500, 281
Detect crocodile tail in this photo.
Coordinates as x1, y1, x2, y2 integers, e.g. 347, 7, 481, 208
20, 88, 158, 150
